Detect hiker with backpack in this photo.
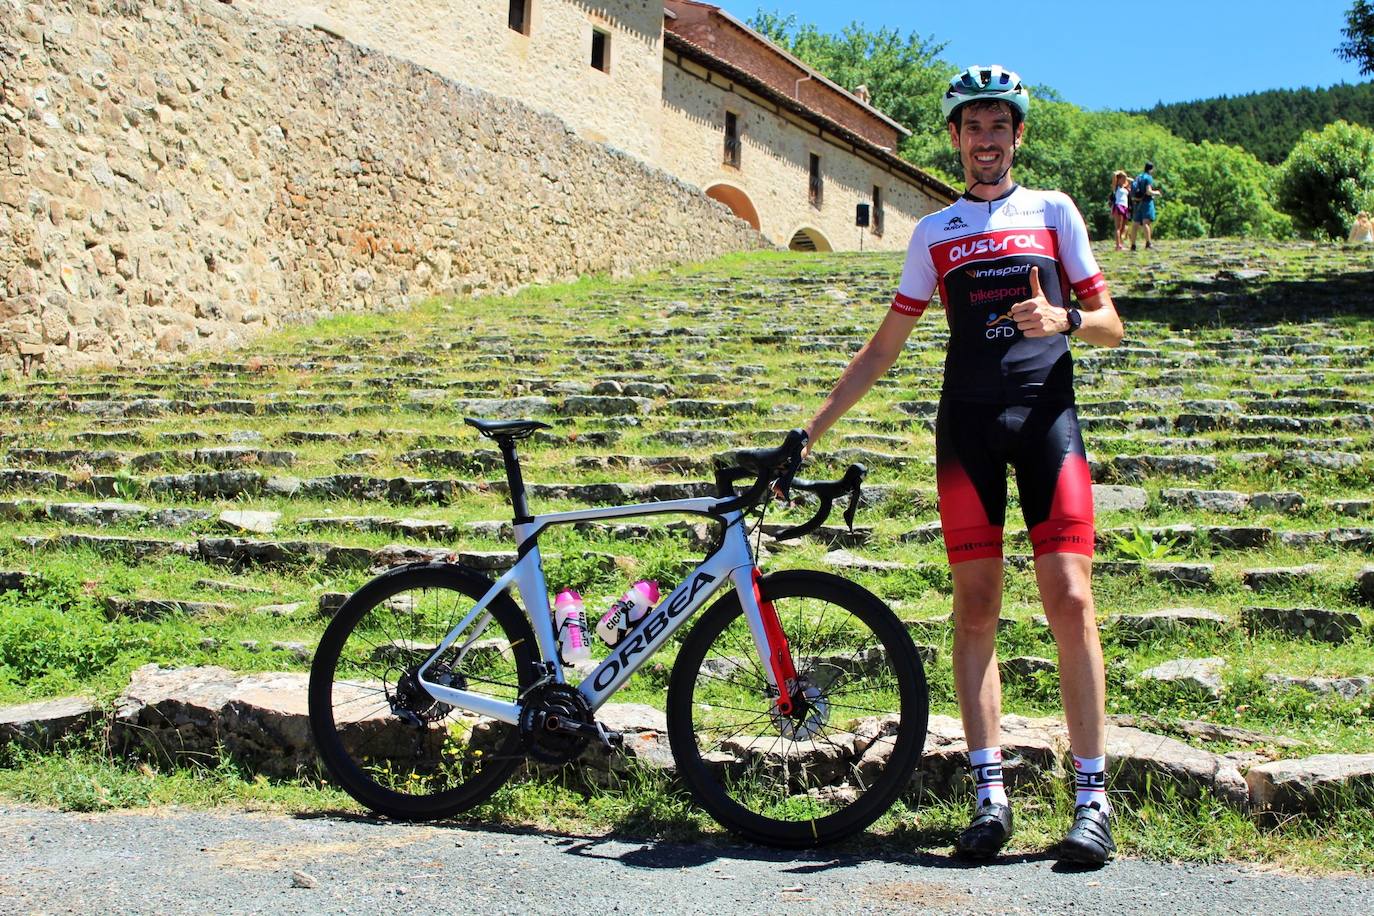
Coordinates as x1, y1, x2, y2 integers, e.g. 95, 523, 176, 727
1128, 162, 1161, 250
1110, 171, 1131, 250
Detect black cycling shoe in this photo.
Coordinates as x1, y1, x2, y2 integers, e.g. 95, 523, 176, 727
955, 802, 1013, 860
1059, 803, 1115, 864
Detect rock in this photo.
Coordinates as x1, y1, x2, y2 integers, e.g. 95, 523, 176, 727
318, 593, 349, 618
821, 549, 903, 572
1159, 489, 1248, 513
46, 501, 148, 525
112, 665, 317, 778
1093, 485, 1147, 512
291, 870, 318, 889
103, 597, 234, 620
1001, 656, 1056, 679
0, 696, 98, 750
1108, 608, 1229, 643
1264, 674, 1374, 698
257, 603, 304, 617
1137, 657, 1228, 698
1106, 724, 1249, 809
217, 510, 281, 534
1246, 754, 1374, 814
1360, 567, 1374, 606
1242, 566, 1321, 591
665, 399, 757, 418
1282, 451, 1362, 471
1242, 606, 1364, 644
1249, 492, 1304, 513
559, 395, 650, 417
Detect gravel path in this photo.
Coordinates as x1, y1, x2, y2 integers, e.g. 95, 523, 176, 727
1, 804, 1369, 914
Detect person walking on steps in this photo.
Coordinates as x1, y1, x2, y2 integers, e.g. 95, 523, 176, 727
1111, 170, 1131, 251
803, 65, 1125, 865
1129, 161, 1161, 250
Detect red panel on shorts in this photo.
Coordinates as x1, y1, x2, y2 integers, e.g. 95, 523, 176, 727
937, 460, 1003, 563
1029, 451, 1095, 557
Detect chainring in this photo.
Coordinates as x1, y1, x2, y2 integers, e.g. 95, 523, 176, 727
519, 682, 593, 764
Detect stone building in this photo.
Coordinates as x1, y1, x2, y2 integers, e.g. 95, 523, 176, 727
238, 0, 957, 251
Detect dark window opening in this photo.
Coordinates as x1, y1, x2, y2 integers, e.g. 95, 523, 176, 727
723, 112, 741, 167
808, 154, 823, 208
591, 28, 609, 72
508, 0, 530, 35
872, 185, 884, 236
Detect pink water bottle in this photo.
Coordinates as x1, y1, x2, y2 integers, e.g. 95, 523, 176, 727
554, 589, 592, 663
595, 580, 661, 647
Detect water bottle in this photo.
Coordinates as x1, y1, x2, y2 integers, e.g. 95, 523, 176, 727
553, 589, 592, 663
595, 580, 660, 647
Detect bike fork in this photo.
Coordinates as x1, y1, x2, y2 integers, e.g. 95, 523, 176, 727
750, 567, 799, 716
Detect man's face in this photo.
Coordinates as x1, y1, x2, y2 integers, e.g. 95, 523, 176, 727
948, 102, 1024, 187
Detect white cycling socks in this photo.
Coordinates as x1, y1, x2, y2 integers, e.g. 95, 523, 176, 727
1073, 754, 1110, 813
968, 746, 1008, 808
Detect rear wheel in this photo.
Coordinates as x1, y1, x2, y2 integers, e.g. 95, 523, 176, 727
308, 563, 536, 819
667, 570, 927, 847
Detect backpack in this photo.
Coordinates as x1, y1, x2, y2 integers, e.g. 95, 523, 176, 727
1131, 175, 1151, 203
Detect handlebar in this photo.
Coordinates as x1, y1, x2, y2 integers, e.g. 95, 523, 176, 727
712, 430, 867, 537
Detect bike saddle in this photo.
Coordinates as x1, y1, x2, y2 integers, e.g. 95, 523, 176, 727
464, 417, 552, 440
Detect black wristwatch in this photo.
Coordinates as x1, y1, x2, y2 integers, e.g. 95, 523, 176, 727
1062, 308, 1082, 336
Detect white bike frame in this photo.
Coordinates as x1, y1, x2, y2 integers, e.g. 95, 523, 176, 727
415, 494, 783, 726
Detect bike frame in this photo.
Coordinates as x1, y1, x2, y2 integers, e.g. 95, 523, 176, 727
415, 494, 786, 726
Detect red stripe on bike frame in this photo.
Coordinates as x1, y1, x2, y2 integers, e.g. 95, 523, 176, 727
752, 567, 797, 715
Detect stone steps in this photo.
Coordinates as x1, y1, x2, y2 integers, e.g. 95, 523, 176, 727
6, 665, 1370, 815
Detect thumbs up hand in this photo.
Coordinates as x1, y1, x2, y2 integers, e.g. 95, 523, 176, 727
1009, 266, 1071, 337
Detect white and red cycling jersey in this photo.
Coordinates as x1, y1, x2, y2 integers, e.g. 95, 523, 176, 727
891, 186, 1107, 404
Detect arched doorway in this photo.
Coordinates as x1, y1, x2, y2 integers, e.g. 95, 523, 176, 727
788, 227, 832, 252
704, 183, 761, 231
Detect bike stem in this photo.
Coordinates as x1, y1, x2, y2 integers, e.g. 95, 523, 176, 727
752, 566, 799, 716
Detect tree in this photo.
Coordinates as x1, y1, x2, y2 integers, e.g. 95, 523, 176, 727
1276, 120, 1374, 238
1337, 1, 1374, 76
747, 13, 955, 178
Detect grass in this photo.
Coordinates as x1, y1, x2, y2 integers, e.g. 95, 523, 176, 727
1, 238, 1373, 871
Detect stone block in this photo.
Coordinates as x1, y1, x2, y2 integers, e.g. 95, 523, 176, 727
1107, 608, 1229, 643
1138, 657, 1227, 698
1242, 606, 1364, 644
0, 696, 98, 750
1246, 754, 1374, 814
1242, 566, 1322, 591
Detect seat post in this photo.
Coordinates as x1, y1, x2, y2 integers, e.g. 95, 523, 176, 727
495, 437, 532, 521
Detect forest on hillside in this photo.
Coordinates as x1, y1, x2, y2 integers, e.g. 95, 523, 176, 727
1137, 83, 1374, 165
750, 14, 1374, 242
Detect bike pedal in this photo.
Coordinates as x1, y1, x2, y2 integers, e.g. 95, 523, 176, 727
599, 727, 625, 749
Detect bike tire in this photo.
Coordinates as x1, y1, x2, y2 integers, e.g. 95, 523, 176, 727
308, 562, 537, 820
666, 569, 927, 847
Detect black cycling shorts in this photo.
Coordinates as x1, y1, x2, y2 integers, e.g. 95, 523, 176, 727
935, 400, 1095, 564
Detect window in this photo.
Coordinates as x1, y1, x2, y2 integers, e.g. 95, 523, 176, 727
808, 153, 823, 208
872, 185, 884, 236
591, 27, 610, 72
508, 0, 530, 35
723, 112, 741, 167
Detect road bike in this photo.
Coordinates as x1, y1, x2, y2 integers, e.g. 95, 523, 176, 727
308, 418, 929, 847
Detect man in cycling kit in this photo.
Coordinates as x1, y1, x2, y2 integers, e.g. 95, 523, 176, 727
804, 66, 1124, 865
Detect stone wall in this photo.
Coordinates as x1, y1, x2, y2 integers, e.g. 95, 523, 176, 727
0, 0, 765, 374
236, 0, 667, 163
661, 52, 944, 252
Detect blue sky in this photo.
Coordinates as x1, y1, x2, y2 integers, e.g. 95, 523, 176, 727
712, 1, 1368, 111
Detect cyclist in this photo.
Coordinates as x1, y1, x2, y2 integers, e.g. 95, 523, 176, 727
804, 65, 1124, 864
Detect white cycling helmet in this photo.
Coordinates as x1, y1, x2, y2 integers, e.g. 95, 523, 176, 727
941, 65, 1030, 124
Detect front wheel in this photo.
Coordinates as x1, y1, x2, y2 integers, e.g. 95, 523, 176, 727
667, 570, 928, 847
308, 563, 538, 820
